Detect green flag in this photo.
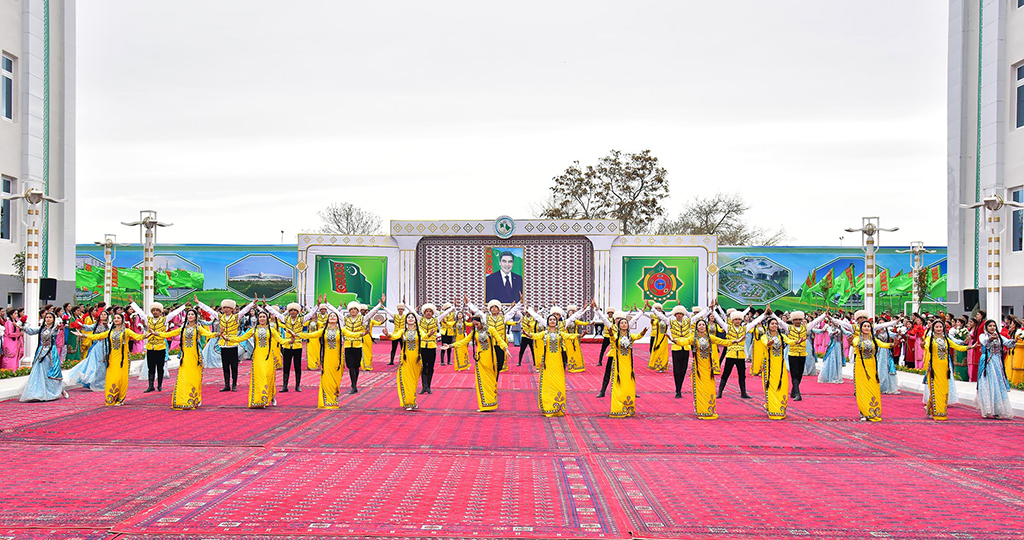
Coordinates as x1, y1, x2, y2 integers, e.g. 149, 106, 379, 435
831, 264, 856, 305
110, 267, 143, 290
154, 271, 170, 296
928, 274, 947, 299
888, 270, 913, 296
169, 269, 204, 290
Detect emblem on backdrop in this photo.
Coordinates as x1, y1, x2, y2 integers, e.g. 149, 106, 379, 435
494, 216, 515, 239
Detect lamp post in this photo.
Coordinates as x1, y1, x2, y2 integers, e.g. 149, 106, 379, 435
122, 211, 172, 312
92, 234, 129, 306
1, 186, 65, 365
895, 242, 936, 315
961, 193, 1024, 314
845, 217, 898, 320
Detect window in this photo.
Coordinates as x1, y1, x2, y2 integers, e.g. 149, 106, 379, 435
0, 177, 12, 241
1, 54, 12, 121
1014, 188, 1024, 253
1019, 0, 1023, 8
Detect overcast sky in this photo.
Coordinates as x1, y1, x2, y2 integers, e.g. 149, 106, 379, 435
76, 1, 949, 247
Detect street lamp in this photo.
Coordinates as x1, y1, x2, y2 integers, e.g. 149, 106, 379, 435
961, 192, 1024, 314
845, 217, 898, 320
1, 186, 65, 365
122, 211, 172, 312
895, 242, 936, 314
92, 234, 130, 306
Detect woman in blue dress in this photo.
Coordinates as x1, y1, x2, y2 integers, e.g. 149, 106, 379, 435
813, 320, 848, 384
976, 320, 1015, 419
875, 326, 900, 394
202, 316, 223, 369
19, 312, 69, 402
65, 310, 110, 391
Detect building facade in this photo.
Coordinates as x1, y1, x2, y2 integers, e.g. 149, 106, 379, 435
0, 0, 76, 307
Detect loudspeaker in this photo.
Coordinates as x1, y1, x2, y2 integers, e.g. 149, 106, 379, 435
39, 278, 56, 301
963, 288, 979, 311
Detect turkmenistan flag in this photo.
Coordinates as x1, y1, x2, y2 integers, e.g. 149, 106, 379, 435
111, 267, 143, 290
154, 271, 170, 296
331, 261, 372, 300
928, 274, 947, 299
832, 264, 857, 304
76, 265, 103, 293
888, 270, 913, 296
877, 268, 889, 294
798, 269, 817, 303
168, 269, 204, 290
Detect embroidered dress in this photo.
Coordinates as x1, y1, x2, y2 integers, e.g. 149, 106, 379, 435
647, 317, 670, 372
227, 325, 288, 409
82, 327, 145, 406
297, 325, 355, 409
157, 325, 216, 410
813, 325, 848, 384
526, 329, 575, 417
852, 336, 891, 422
920, 336, 968, 420
975, 334, 1015, 419
451, 328, 508, 412
19, 325, 65, 402
65, 322, 108, 390
760, 333, 796, 420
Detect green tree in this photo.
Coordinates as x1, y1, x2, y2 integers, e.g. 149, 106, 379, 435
655, 192, 787, 246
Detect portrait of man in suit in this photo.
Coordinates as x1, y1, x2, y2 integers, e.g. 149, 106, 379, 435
485, 248, 523, 304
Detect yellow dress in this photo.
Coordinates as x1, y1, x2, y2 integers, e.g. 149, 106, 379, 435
565, 320, 588, 373
851, 336, 891, 422
922, 336, 969, 421
157, 325, 216, 410
296, 325, 354, 409
1006, 336, 1024, 386
306, 313, 328, 370
452, 317, 471, 371
270, 321, 283, 370
760, 333, 797, 420
80, 315, 95, 357
749, 326, 767, 376
485, 314, 511, 373
361, 317, 382, 371
527, 330, 575, 417
83, 327, 144, 406
609, 333, 644, 418
452, 327, 508, 412
228, 325, 288, 408
681, 333, 733, 419
712, 322, 728, 374
385, 325, 426, 409
648, 316, 670, 372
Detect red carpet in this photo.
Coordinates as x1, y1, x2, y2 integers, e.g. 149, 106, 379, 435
0, 341, 1019, 539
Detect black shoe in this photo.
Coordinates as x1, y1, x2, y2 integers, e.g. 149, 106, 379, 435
518, 362, 522, 366
295, 386, 302, 392
597, 361, 603, 366
220, 386, 231, 392
675, 392, 682, 399
419, 389, 427, 394
716, 390, 723, 399
635, 393, 640, 398
426, 388, 433, 394
596, 391, 605, 398
144, 387, 155, 393
348, 388, 358, 394
388, 361, 395, 365
281, 387, 289, 393
794, 394, 802, 401
232, 384, 237, 392
740, 393, 752, 399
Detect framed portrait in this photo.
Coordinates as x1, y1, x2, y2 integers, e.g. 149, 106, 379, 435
484, 246, 524, 304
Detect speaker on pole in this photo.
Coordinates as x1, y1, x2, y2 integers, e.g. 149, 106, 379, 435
963, 288, 979, 312
39, 278, 56, 301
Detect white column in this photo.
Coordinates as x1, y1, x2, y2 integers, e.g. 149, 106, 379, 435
102, 242, 112, 306
864, 235, 876, 319
143, 225, 154, 311
987, 210, 1002, 315
911, 251, 922, 315
21, 202, 41, 365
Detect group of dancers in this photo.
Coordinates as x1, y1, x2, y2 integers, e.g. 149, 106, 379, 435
11, 293, 1018, 421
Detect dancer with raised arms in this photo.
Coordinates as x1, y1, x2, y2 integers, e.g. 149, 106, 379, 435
467, 294, 522, 376
381, 311, 426, 411
18, 311, 68, 402
195, 296, 256, 392
154, 308, 216, 410
712, 303, 766, 399
921, 319, 973, 421
266, 301, 309, 392
416, 301, 451, 394
291, 307, 360, 409
75, 312, 145, 406
975, 319, 1016, 419
775, 309, 828, 402
226, 308, 290, 408
521, 299, 577, 417
130, 300, 186, 394
676, 311, 737, 420
850, 320, 892, 422
444, 314, 509, 412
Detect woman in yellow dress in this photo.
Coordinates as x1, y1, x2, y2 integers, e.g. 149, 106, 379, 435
523, 312, 577, 417
851, 320, 891, 422
226, 310, 290, 409
921, 319, 972, 421
361, 305, 385, 371
447, 316, 509, 412
563, 304, 589, 373
75, 312, 144, 406
749, 315, 767, 376
155, 308, 216, 410
382, 312, 426, 411
760, 317, 796, 420
305, 299, 330, 370
647, 304, 671, 372
1003, 318, 1024, 385
451, 311, 472, 372
606, 312, 647, 418
290, 310, 357, 409
676, 314, 737, 420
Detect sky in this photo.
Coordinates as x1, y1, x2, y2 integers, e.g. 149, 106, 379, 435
76, 1, 949, 247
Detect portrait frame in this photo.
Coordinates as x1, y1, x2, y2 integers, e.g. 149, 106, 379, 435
484, 246, 525, 305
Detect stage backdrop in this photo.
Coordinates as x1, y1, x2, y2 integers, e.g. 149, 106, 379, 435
621, 256, 700, 310
313, 255, 388, 306
74, 244, 298, 306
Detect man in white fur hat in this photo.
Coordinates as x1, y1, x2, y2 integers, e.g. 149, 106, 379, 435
267, 301, 308, 392
438, 302, 457, 366
130, 300, 186, 393
712, 305, 766, 399
196, 295, 257, 392
417, 301, 455, 393
384, 301, 408, 365
596, 306, 616, 366
774, 309, 827, 401
339, 295, 385, 394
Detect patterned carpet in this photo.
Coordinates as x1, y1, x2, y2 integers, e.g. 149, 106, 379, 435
0, 342, 1020, 539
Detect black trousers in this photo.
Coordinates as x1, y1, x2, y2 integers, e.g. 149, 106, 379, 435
390, 339, 400, 363
671, 348, 690, 394
598, 337, 610, 365
494, 347, 506, 380
718, 355, 747, 396
600, 354, 615, 394
344, 347, 361, 389
146, 349, 165, 388
788, 355, 806, 396
221, 346, 239, 388
440, 335, 454, 364
282, 348, 302, 388
420, 347, 437, 389
518, 337, 533, 365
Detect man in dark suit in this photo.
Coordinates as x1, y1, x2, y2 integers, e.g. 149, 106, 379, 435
485, 251, 523, 303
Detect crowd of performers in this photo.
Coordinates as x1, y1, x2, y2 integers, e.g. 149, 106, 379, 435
5, 295, 1020, 422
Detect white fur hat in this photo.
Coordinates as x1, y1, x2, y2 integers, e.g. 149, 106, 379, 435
692, 306, 703, 313
730, 311, 744, 321
726, 308, 735, 315
396, 302, 407, 310
652, 303, 663, 311
287, 302, 301, 312
567, 304, 578, 312
442, 302, 453, 310
487, 299, 502, 309
671, 306, 687, 316
346, 301, 360, 311
150, 302, 164, 312
359, 304, 368, 310
854, 310, 869, 320
422, 303, 437, 315
220, 299, 237, 310
791, 311, 806, 319
613, 310, 628, 320
550, 306, 565, 317
605, 307, 615, 314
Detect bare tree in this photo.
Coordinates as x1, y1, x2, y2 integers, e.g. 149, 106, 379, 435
542, 150, 670, 234
655, 192, 788, 246
318, 202, 383, 235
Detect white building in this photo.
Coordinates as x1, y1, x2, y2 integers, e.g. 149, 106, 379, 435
0, 0, 76, 307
